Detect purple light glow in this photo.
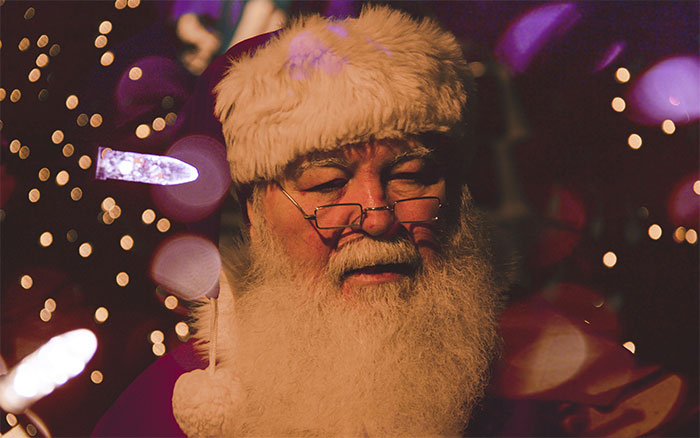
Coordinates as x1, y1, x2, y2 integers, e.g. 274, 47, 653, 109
150, 234, 221, 300
150, 135, 230, 223
594, 41, 626, 72
627, 56, 700, 125
287, 30, 347, 79
495, 3, 581, 74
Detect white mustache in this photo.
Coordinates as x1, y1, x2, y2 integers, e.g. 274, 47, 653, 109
327, 237, 421, 283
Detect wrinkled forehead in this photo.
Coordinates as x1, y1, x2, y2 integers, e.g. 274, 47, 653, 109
282, 137, 437, 180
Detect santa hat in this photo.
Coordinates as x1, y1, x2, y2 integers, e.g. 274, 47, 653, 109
214, 5, 474, 185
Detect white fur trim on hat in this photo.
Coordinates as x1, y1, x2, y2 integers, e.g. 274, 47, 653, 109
215, 5, 472, 185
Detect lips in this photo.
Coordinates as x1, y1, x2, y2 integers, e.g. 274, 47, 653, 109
343, 262, 416, 278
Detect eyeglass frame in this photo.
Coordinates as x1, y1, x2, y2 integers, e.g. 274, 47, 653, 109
274, 181, 446, 230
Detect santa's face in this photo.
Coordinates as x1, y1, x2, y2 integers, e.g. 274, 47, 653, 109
246, 138, 448, 296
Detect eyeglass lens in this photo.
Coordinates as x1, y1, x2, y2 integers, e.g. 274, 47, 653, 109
314, 198, 440, 228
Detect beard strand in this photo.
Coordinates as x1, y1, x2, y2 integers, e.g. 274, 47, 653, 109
209, 192, 504, 437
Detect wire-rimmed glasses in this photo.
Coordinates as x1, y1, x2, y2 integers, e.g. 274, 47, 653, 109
276, 182, 446, 230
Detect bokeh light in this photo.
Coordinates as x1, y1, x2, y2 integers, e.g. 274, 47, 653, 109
150, 234, 222, 300
156, 218, 170, 232
141, 209, 156, 224
120, 235, 134, 250
37, 35, 49, 48
101, 197, 116, 211
627, 55, 700, 125
128, 67, 143, 80
38, 167, 50, 181
10, 89, 21, 103
94, 306, 109, 323
6, 413, 18, 427
128, 0, 141, 8
686, 229, 697, 244
44, 298, 56, 313
40, 308, 52, 322
673, 227, 686, 243
175, 322, 189, 337
28, 188, 40, 203
603, 251, 617, 268
115, 0, 127, 10
116, 272, 129, 287
36, 54, 49, 68
648, 224, 662, 240
102, 212, 115, 225
151, 135, 230, 223
615, 67, 630, 83
611, 97, 626, 112
90, 113, 103, 127
135, 124, 151, 139
62, 143, 74, 157
152, 117, 166, 131
149, 330, 164, 344
66, 229, 78, 242
51, 130, 64, 144
70, 187, 83, 201
20, 275, 33, 290
108, 205, 122, 219
19, 37, 30, 51
18, 146, 30, 159
661, 119, 676, 134
164, 295, 178, 310
39, 231, 53, 247
28, 68, 41, 82
77, 113, 89, 127
99, 21, 113, 34
56, 170, 69, 186
165, 112, 177, 125
78, 155, 92, 169
94, 35, 108, 49
79, 242, 93, 258
622, 341, 636, 354
38, 89, 49, 101
49, 44, 60, 57
10, 139, 21, 153
90, 370, 104, 384
494, 3, 580, 74
152, 343, 165, 356
627, 133, 642, 149
100, 51, 114, 66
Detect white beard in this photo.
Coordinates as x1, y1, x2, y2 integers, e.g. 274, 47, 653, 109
188, 191, 505, 437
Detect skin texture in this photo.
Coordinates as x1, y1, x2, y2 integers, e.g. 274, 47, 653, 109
246, 138, 447, 294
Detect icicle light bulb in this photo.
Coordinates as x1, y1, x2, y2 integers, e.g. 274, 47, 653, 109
0, 329, 97, 413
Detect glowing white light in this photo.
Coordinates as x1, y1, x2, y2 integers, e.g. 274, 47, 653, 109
0, 329, 97, 413
622, 341, 636, 354
95, 147, 198, 185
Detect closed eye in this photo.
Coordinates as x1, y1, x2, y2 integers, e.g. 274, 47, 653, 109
388, 171, 439, 186
305, 178, 348, 193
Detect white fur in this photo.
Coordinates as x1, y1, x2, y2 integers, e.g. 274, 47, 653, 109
214, 5, 472, 184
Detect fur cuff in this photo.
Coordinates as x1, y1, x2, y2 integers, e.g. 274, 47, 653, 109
214, 5, 472, 185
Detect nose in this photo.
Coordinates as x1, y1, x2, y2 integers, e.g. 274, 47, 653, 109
354, 179, 396, 237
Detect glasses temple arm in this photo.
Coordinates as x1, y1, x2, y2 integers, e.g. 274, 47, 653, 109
275, 182, 316, 220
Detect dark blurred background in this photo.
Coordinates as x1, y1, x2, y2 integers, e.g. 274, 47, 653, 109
1, 1, 697, 436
